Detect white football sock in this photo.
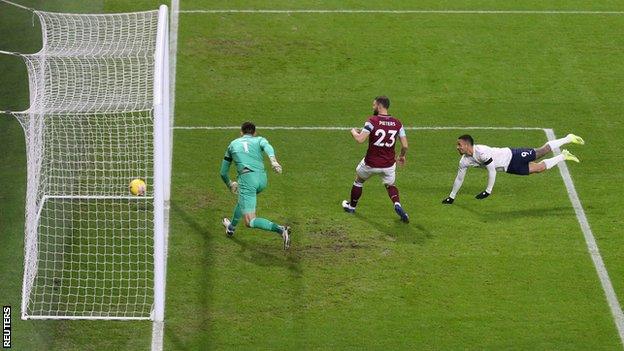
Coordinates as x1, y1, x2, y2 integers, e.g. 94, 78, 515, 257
547, 135, 571, 150
543, 154, 565, 169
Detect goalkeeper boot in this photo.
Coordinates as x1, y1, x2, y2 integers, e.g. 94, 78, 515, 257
566, 134, 585, 145
561, 149, 580, 163
341, 200, 355, 213
394, 203, 409, 223
281, 226, 291, 250
222, 218, 235, 237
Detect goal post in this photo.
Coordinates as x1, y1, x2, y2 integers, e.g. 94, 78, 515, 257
152, 4, 170, 345
4, 5, 171, 324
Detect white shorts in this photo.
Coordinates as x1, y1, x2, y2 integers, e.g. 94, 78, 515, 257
355, 159, 396, 185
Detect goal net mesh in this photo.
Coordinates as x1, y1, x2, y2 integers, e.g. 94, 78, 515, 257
15, 9, 161, 319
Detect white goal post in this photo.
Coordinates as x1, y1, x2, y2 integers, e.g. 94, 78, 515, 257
3, 5, 171, 324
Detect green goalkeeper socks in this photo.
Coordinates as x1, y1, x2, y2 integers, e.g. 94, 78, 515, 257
231, 204, 242, 227
249, 217, 281, 234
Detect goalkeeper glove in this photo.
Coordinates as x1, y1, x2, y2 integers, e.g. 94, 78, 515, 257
442, 197, 454, 205
228, 181, 238, 194
475, 191, 490, 199
269, 156, 282, 174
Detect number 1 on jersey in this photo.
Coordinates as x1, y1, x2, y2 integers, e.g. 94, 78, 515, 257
242, 141, 249, 153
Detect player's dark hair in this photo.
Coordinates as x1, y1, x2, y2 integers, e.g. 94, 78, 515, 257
241, 121, 256, 134
375, 96, 390, 109
458, 134, 474, 145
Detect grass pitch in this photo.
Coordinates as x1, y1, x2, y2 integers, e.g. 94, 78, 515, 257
2, 0, 624, 350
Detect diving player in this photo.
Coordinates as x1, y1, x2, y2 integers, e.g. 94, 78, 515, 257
442, 133, 584, 204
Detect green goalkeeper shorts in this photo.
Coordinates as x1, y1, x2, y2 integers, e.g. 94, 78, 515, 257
237, 171, 267, 214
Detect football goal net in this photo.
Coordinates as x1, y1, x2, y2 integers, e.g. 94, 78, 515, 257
1, 4, 171, 327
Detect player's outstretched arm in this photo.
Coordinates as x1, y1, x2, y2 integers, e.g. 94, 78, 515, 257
350, 128, 369, 143
476, 163, 496, 200
397, 135, 408, 165
260, 138, 283, 174
443, 165, 467, 204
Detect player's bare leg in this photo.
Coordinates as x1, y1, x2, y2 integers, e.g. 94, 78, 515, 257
243, 212, 291, 250
529, 149, 580, 174
528, 162, 547, 174
535, 133, 585, 159
534, 145, 552, 159
386, 183, 409, 223
342, 176, 366, 213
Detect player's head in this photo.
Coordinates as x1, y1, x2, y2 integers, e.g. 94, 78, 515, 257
241, 121, 256, 136
456, 134, 474, 155
373, 96, 390, 115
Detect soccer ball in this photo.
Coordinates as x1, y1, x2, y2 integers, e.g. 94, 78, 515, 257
129, 178, 147, 196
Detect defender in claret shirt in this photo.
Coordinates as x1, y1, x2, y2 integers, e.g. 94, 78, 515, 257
441, 133, 584, 204
341, 96, 410, 223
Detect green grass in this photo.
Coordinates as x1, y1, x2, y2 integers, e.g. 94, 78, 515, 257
2, 0, 624, 350
168, 129, 618, 350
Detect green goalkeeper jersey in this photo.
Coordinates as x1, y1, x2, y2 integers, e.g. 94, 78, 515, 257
224, 134, 275, 175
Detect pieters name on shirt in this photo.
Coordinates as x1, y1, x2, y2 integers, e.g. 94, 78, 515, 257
378, 120, 396, 126
3, 306, 10, 349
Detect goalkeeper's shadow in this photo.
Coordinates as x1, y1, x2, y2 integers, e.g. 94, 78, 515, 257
168, 200, 220, 348
229, 235, 302, 277
169, 200, 300, 275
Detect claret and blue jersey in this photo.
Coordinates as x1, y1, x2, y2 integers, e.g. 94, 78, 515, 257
361, 114, 406, 168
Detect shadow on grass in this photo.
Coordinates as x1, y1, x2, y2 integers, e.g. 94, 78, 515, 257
353, 211, 433, 245
455, 203, 574, 221
171, 202, 304, 348
229, 235, 303, 277
168, 200, 215, 350
493, 206, 574, 218
228, 228, 305, 348
165, 323, 192, 351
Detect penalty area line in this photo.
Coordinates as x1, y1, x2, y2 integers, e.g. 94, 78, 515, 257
544, 128, 624, 348
179, 9, 624, 15
173, 125, 547, 131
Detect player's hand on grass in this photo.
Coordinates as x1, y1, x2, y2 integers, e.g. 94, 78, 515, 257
269, 156, 282, 174
396, 155, 406, 166
475, 191, 490, 200
228, 181, 238, 194
442, 197, 454, 204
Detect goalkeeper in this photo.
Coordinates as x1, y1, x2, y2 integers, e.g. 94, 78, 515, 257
220, 122, 291, 249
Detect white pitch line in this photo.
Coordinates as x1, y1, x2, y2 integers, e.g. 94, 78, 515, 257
544, 128, 624, 347
173, 125, 546, 131
26, 315, 150, 320
179, 9, 624, 15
